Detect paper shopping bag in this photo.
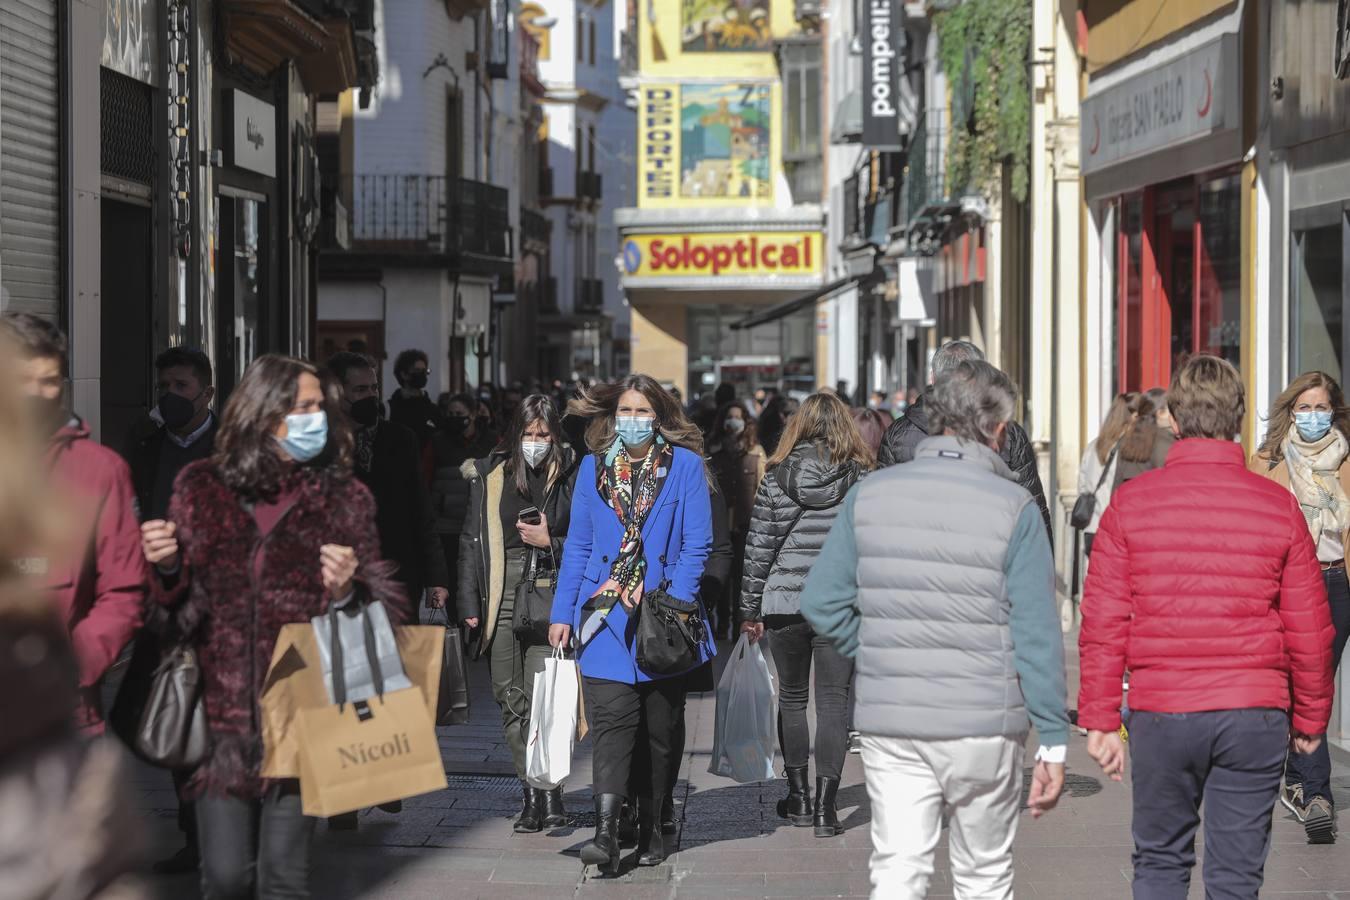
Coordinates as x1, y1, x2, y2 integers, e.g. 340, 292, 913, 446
295, 685, 448, 817
260, 623, 444, 779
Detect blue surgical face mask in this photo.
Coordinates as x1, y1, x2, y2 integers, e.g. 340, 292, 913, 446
615, 415, 655, 448
1295, 410, 1334, 443
277, 411, 328, 462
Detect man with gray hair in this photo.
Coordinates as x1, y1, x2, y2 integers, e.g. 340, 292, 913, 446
801, 359, 1069, 899
878, 340, 1052, 537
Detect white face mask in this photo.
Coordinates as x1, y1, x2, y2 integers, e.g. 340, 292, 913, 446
522, 440, 550, 468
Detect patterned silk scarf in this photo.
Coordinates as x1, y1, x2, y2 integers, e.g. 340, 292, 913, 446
592, 436, 673, 611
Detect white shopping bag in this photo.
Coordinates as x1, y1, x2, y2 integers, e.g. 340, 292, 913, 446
708, 633, 778, 783
526, 646, 579, 790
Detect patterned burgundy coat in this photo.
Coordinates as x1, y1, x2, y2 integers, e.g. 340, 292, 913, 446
152, 460, 406, 799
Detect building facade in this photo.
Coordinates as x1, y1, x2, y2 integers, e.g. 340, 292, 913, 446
0, 0, 375, 443
617, 0, 824, 398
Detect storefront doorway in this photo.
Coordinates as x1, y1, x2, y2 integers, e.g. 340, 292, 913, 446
1113, 172, 1242, 392
216, 190, 268, 399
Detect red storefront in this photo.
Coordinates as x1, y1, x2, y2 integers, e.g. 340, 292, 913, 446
1110, 171, 1243, 392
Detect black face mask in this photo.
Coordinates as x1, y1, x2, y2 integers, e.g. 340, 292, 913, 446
158, 391, 200, 430
446, 415, 469, 435
350, 396, 380, 427
405, 371, 429, 390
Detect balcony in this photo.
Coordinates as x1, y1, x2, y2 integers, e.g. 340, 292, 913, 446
578, 171, 603, 202
521, 207, 551, 249
222, 0, 376, 94
520, 29, 544, 95
344, 174, 512, 261
902, 111, 961, 253
575, 277, 604, 314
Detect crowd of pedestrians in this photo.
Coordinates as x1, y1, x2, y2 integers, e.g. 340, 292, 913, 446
0, 305, 1345, 900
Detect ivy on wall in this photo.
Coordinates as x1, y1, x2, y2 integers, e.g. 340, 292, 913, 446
933, 0, 1032, 203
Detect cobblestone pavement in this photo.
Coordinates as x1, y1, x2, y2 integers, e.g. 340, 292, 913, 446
125, 633, 1350, 898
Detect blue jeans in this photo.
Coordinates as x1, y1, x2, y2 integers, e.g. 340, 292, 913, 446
1285, 566, 1350, 804
1129, 709, 1288, 900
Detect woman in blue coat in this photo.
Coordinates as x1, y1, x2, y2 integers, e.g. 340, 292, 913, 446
549, 373, 714, 872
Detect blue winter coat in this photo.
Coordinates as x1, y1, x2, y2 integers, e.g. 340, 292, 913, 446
550, 446, 716, 683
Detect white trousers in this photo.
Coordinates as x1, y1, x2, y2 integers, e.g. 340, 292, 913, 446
860, 734, 1025, 900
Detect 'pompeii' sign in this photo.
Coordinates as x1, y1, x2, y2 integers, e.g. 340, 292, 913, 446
1080, 35, 1236, 176
861, 0, 904, 149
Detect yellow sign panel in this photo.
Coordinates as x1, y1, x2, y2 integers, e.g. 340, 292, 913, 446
639, 0, 794, 77
638, 83, 781, 208
621, 232, 821, 279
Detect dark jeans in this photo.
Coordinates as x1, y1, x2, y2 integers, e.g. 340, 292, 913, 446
1285, 566, 1350, 804
1129, 708, 1289, 900
196, 781, 315, 899
586, 675, 685, 799
765, 616, 854, 780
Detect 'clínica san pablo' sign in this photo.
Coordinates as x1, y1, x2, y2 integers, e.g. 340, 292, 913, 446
861, 0, 904, 149
1080, 34, 1236, 176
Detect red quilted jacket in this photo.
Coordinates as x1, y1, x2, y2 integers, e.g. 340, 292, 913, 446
1078, 439, 1334, 736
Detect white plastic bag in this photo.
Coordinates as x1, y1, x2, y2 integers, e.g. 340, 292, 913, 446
708, 633, 778, 783
526, 647, 579, 790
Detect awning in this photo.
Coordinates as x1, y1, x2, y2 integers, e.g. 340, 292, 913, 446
730, 277, 856, 330
830, 89, 862, 145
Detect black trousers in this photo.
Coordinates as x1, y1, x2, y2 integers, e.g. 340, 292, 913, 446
586, 675, 686, 800
766, 616, 854, 780
196, 781, 315, 899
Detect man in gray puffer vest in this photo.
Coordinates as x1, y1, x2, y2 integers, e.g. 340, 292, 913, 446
801, 360, 1070, 900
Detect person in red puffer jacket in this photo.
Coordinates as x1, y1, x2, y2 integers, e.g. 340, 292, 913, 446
3, 312, 145, 735
1079, 354, 1334, 900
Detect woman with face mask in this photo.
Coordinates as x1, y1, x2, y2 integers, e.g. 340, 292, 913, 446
706, 400, 765, 638
1251, 371, 1350, 843
456, 395, 578, 832
137, 354, 405, 898
430, 394, 499, 611
548, 374, 715, 872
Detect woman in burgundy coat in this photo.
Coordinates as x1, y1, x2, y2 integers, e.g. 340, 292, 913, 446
140, 354, 404, 899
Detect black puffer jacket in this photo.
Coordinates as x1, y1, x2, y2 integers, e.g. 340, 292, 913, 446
739, 442, 865, 620
877, 392, 1052, 538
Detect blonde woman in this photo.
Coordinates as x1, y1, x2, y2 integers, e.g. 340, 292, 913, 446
1251, 370, 1350, 843
739, 392, 874, 839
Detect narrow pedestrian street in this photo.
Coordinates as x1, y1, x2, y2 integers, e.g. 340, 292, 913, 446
124, 633, 1350, 899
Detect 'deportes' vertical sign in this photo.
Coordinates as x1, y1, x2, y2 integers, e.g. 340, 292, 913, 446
862, 0, 904, 150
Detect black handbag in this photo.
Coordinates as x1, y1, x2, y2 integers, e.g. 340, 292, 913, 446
635, 584, 708, 676
133, 642, 209, 769
433, 609, 472, 726
1070, 446, 1118, 531
512, 547, 556, 644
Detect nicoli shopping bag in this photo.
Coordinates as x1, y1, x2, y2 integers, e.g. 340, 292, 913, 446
295, 684, 447, 817
708, 634, 778, 783
525, 646, 579, 790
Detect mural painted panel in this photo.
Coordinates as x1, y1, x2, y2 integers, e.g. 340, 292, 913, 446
679, 84, 772, 199
681, 0, 773, 52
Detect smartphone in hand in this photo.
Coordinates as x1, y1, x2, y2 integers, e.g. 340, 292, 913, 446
518, 506, 542, 525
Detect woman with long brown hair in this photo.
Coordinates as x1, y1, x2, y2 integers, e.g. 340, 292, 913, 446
1251, 370, 1350, 842
457, 394, 578, 832
1112, 392, 1171, 488
139, 354, 405, 897
739, 391, 873, 839
1076, 392, 1136, 555
548, 374, 714, 872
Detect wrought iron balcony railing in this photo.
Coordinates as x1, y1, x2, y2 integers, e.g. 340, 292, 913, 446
348, 174, 511, 259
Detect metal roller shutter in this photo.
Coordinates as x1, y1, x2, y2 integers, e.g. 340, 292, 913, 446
0, 0, 60, 318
